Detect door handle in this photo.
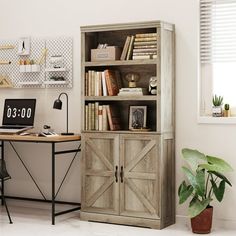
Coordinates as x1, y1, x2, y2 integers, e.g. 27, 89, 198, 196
120, 166, 124, 183
115, 165, 118, 183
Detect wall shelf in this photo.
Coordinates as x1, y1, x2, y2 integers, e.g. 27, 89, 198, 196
45, 68, 68, 72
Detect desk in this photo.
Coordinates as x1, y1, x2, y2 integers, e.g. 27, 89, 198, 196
0, 134, 81, 225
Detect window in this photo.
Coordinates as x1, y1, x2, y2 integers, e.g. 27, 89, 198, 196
200, 0, 236, 116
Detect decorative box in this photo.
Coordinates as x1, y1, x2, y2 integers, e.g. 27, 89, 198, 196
91, 46, 121, 61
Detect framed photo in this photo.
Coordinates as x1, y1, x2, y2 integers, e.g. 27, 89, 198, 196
129, 106, 147, 130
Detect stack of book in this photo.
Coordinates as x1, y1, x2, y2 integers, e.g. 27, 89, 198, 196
132, 33, 157, 60
85, 69, 122, 96
118, 87, 148, 96
85, 102, 121, 131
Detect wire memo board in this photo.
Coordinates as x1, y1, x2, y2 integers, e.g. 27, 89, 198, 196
0, 37, 73, 88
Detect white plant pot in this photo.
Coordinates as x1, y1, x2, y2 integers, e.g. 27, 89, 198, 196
212, 106, 223, 117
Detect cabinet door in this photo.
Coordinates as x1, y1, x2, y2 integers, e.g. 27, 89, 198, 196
119, 134, 160, 219
81, 133, 119, 215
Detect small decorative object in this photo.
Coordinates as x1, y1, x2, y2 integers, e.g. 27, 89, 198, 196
178, 148, 233, 234
49, 55, 64, 69
17, 37, 31, 55
129, 106, 147, 130
0, 74, 13, 88
223, 103, 230, 117
149, 76, 157, 95
212, 94, 223, 117
50, 76, 65, 81
125, 73, 140, 88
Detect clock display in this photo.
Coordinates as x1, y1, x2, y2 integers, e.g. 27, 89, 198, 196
3, 99, 36, 126
6, 107, 32, 119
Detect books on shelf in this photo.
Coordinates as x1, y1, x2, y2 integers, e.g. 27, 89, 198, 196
104, 69, 121, 96
118, 87, 148, 96
120, 36, 131, 60
85, 102, 121, 131
85, 69, 122, 96
132, 54, 157, 60
106, 105, 121, 130
126, 35, 135, 60
132, 33, 158, 60
135, 33, 157, 38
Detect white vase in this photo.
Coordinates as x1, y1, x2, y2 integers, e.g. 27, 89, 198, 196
212, 106, 222, 117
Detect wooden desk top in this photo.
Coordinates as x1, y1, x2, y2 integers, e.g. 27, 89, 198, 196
0, 133, 81, 143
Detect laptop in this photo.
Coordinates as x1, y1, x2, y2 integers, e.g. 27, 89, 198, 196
0, 99, 36, 134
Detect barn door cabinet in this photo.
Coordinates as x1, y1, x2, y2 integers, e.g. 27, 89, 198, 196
80, 21, 175, 229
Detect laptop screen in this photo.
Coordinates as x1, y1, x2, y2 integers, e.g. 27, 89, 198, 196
2, 99, 36, 126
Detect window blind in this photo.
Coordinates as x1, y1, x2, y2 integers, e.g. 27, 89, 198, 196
200, 0, 236, 63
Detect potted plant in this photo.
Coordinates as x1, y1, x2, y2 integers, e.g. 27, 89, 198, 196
178, 148, 233, 234
223, 103, 230, 117
212, 95, 223, 117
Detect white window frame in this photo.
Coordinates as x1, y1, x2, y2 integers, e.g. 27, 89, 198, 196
198, 0, 236, 124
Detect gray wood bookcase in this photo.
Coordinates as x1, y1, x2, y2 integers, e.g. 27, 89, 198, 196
80, 21, 175, 229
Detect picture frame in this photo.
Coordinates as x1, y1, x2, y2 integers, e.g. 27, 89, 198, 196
129, 106, 147, 130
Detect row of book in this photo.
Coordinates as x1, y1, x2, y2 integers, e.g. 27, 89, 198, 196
85, 69, 122, 96
120, 32, 158, 60
85, 103, 121, 131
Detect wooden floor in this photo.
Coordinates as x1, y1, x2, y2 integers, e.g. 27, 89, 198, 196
0, 201, 235, 236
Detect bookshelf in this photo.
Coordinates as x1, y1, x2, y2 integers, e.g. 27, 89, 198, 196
80, 21, 175, 229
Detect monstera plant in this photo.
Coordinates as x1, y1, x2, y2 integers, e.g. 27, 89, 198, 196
178, 148, 233, 233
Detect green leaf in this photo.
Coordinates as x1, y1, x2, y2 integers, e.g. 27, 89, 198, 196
182, 167, 205, 197
188, 197, 212, 218
195, 169, 205, 197
208, 171, 232, 186
211, 180, 225, 202
182, 148, 207, 171
182, 166, 197, 187
178, 181, 194, 204
206, 155, 233, 172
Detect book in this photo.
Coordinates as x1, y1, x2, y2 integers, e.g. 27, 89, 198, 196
95, 102, 99, 130
133, 52, 157, 56
104, 69, 120, 96
135, 33, 157, 38
98, 105, 103, 131
126, 35, 135, 60
133, 45, 157, 49
85, 105, 88, 130
134, 36, 157, 42
106, 105, 121, 131
101, 71, 108, 96
120, 36, 131, 60
118, 87, 148, 96
133, 48, 157, 53
133, 41, 157, 46
102, 105, 108, 130
132, 54, 157, 60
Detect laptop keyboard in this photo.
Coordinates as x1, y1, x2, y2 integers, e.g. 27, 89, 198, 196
0, 126, 26, 129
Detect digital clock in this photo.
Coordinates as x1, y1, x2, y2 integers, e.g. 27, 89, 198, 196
3, 99, 36, 126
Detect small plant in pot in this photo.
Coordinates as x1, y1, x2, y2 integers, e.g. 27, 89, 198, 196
212, 95, 223, 117
223, 103, 230, 117
178, 148, 233, 234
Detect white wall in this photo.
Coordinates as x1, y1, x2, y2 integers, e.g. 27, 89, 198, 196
1, 0, 235, 222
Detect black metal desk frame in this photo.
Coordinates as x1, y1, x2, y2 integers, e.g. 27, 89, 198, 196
0, 136, 81, 225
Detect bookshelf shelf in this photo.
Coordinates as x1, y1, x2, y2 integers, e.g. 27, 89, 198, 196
84, 59, 157, 67
84, 95, 157, 101
80, 21, 175, 230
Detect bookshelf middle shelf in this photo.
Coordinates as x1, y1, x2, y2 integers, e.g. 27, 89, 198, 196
84, 95, 157, 101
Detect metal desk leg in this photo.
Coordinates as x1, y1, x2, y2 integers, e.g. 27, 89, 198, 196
52, 142, 55, 225
1, 141, 4, 206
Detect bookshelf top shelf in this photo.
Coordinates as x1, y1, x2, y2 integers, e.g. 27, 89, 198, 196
83, 59, 157, 67
84, 95, 157, 101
